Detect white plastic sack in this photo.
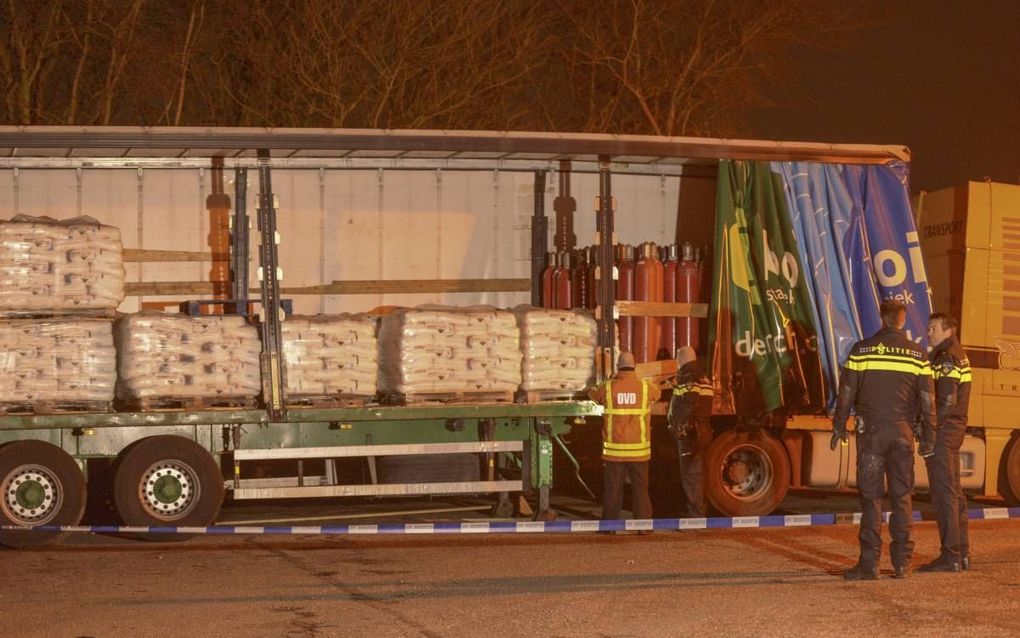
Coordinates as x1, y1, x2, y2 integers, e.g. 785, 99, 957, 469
281, 314, 377, 396
115, 313, 261, 399
0, 215, 125, 310
0, 319, 115, 401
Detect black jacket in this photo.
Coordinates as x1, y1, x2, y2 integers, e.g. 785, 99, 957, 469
833, 326, 936, 439
930, 335, 971, 427
667, 361, 713, 432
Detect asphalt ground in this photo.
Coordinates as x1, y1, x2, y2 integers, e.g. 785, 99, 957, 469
2, 491, 1019, 637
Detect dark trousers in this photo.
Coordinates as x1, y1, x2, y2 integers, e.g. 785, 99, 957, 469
857, 427, 915, 569
925, 420, 970, 562
677, 423, 711, 517
602, 461, 652, 520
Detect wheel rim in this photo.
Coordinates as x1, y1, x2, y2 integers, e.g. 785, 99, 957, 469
718, 444, 774, 501
138, 460, 201, 521
2, 464, 64, 525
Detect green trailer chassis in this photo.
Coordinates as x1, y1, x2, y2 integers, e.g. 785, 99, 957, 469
0, 401, 601, 517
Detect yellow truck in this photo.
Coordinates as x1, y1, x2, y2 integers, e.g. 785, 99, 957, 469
737, 181, 1020, 516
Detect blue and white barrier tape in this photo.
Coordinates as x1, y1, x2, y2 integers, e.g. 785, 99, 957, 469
4, 507, 1019, 537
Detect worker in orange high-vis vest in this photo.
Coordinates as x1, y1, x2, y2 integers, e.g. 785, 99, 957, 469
588, 351, 662, 523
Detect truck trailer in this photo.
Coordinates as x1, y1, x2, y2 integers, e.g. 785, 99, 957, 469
0, 128, 1017, 547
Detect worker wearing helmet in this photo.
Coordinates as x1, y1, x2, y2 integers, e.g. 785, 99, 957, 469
832, 301, 936, 580
588, 351, 662, 524
667, 346, 714, 517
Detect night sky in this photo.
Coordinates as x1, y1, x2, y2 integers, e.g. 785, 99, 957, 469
750, 1, 1019, 194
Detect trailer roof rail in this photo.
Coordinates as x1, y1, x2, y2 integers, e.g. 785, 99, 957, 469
0, 126, 910, 166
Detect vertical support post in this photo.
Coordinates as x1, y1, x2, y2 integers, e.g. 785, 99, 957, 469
595, 156, 616, 381
232, 167, 250, 313
255, 150, 286, 420
553, 160, 577, 251
531, 419, 554, 519
530, 171, 548, 307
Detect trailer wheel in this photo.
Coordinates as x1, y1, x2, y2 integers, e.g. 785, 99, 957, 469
704, 429, 790, 517
0, 440, 87, 548
999, 435, 1020, 506
113, 436, 223, 541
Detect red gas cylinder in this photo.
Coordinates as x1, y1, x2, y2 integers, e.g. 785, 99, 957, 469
633, 242, 664, 363
615, 244, 636, 354
678, 241, 701, 351
661, 244, 679, 361
571, 249, 590, 310
541, 251, 556, 308
553, 251, 573, 309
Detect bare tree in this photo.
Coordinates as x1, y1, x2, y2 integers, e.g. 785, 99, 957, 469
0, 0, 869, 136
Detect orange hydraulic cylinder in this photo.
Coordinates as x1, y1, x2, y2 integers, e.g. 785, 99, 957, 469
633, 242, 664, 363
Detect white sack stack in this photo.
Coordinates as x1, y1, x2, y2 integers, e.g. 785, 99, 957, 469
115, 313, 261, 399
378, 305, 522, 395
0, 319, 115, 402
0, 215, 124, 311
513, 306, 596, 392
282, 314, 377, 396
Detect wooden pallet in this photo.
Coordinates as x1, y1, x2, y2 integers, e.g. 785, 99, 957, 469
0, 308, 116, 320
515, 389, 585, 404
118, 395, 259, 412
0, 400, 113, 416
286, 394, 376, 408
382, 390, 515, 406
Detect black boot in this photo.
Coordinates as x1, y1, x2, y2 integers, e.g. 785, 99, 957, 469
917, 557, 961, 573
843, 564, 879, 581
893, 565, 910, 579
961, 555, 971, 571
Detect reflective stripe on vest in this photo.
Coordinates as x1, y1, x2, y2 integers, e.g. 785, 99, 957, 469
845, 353, 932, 376
603, 379, 650, 458
673, 382, 713, 398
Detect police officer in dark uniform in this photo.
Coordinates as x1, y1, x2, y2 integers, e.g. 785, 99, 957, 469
832, 301, 936, 580
667, 346, 713, 517
919, 312, 972, 572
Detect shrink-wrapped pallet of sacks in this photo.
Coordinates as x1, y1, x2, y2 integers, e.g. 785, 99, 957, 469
0, 215, 124, 311
114, 313, 261, 400
513, 305, 596, 393
378, 305, 522, 396
282, 314, 377, 397
0, 319, 115, 402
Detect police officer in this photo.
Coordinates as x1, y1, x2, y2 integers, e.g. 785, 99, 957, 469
588, 351, 661, 524
832, 301, 936, 580
667, 346, 713, 517
919, 313, 971, 572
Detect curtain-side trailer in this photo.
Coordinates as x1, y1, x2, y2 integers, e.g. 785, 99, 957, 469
0, 128, 1017, 547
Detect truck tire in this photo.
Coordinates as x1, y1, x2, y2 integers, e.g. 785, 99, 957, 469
704, 429, 790, 517
113, 436, 223, 541
999, 435, 1020, 506
0, 440, 87, 548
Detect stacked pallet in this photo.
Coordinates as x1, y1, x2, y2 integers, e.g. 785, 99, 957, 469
114, 313, 261, 404
282, 314, 377, 398
378, 305, 522, 400
514, 306, 596, 394
0, 319, 116, 404
0, 215, 124, 312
